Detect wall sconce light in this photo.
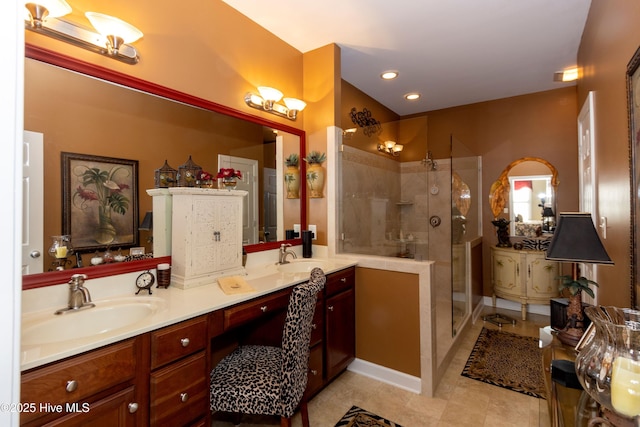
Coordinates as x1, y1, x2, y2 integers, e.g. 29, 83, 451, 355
24, 1, 143, 64
342, 128, 357, 139
244, 86, 306, 121
377, 140, 403, 156
553, 67, 579, 82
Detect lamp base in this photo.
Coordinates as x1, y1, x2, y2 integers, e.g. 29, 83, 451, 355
556, 325, 583, 347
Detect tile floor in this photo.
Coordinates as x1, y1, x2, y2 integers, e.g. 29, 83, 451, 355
211, 307, 552, 427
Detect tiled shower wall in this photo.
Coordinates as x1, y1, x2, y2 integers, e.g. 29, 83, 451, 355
340, 145, 437, 259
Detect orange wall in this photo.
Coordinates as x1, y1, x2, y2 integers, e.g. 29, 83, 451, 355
355, 268, 421, 376
577, 0, 640, 308
25, 0, 304, 129
303, 44, 341, 245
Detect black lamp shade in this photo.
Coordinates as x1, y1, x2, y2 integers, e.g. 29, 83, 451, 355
139, 211, 153, 231
545, 212, 613, 264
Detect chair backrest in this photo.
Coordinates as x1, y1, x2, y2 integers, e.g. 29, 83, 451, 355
279, 267, 326, 416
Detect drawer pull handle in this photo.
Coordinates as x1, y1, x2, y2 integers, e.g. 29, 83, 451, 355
180, 392, 189, 403
328, 305, 334, 312
65, 380, 78, 393
180, 338, 190, 347
340, 277, 347, 283
310, 369, 318, 376
128, 402, 138, 413
260, 305, 268, 312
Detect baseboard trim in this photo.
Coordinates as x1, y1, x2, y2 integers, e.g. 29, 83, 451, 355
347, 358, 421, 394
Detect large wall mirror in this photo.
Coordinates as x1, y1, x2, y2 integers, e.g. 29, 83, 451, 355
23, 46, 306, 289
490, 157, 559, 237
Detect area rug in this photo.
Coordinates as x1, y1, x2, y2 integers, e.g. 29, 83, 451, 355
335, 406, 403, 427
461, 328, 546, 399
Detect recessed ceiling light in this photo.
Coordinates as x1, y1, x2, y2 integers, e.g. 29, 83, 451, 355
381, 71, 398, 80
404, 93, 420, 101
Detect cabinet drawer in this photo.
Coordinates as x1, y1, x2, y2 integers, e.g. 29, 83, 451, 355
150, 352, 208, 427
151, 316, 208, 369
306, 344, 324, 398
21, 338, 138, 425
223, 289, 290, 330
310, 300, 323, 347
325, 267, 355, 297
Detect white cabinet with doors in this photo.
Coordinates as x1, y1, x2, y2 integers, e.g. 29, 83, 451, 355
490, 246, 559, 320
169, 187, 247, 289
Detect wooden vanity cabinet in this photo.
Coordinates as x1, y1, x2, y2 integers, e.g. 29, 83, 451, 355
21, 266, 356, 426
491, 246, 559, 320
305, 300, 324, 397
324, 267, 356, 383
20, 337, 145, 427
149, 315, 210, 427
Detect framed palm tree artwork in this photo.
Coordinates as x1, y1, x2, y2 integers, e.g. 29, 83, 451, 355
62, 152, 139, 252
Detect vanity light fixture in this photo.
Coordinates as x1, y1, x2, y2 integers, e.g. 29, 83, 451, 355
244, 86, 306, 121
24, 2, 143, 64
378, 140, 403, 156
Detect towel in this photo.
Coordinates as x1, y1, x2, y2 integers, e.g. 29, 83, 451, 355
217, 275, 256, 295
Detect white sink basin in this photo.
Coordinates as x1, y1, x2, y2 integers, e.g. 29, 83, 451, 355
276, 259, 330, 274
22, 297, 165, 346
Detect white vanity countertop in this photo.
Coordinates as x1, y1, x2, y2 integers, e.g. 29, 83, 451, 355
21, 256, 356, 371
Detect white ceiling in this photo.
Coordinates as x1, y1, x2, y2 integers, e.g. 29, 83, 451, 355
222, 0, 591, 116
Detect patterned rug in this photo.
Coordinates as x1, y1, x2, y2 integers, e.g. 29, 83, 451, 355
335, 406, 403, 427
461, 328, 546, 399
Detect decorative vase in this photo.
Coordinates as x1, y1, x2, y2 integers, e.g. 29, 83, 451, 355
306, 163, 325, 198
575, 306, 640, 420
198, 179, 215, 188
219, 178, 237, 190
95, 206, 116, 244
284, 165, 300, 198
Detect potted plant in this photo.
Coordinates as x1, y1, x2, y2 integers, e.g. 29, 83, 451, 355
303, 151, 326, 198
284, 154, 300, 198
216, 168, 242, 190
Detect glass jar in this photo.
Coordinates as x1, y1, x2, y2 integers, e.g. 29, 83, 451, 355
48, 235, 74, 259
575, 306, 640, 420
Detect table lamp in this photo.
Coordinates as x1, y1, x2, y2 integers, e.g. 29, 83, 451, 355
545, 212, 613, 346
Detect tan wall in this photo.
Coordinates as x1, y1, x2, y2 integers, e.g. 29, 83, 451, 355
423, 87, 580, 299
303, 44, 341, 245
355, 268, 421, 377
577, 0, 640, 308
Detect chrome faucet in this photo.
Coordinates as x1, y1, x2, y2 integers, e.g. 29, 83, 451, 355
278, 243, 297, 264
55, 274, 96, 315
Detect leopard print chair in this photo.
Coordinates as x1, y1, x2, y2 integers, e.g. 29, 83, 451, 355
210, 267, 326, 427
